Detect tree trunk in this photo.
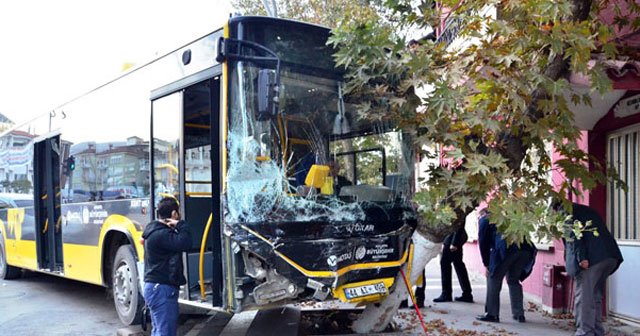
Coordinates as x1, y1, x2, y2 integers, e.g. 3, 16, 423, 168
352, 231, 441, 333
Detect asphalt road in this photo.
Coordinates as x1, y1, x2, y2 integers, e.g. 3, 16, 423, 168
0, 270, 372, 336
0, 260, 456, 336
0, 271, 122, 336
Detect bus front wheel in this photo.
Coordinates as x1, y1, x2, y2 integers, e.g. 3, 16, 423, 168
0, 238, 21, 280
112, 245, 143, 325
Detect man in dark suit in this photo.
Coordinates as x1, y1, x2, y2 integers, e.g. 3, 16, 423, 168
565, 203, 623, 336
431, 226, 473, 303
476, 213, 536, 323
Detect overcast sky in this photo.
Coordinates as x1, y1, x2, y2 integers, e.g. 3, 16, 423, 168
0, 0, 234, 124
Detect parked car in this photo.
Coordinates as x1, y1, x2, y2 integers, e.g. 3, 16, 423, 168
0, 193, 34, 209
104, 186, 139, 200
61, 189, 92, 204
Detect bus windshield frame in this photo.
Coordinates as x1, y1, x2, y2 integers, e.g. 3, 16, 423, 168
225, 57, 415, 225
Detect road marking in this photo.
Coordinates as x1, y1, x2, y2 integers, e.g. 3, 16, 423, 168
219, 311, 258, 336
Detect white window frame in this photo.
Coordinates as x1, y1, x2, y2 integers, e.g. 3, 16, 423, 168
607, 125, 640, 242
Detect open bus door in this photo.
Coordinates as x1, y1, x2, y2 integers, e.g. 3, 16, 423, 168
33, 135, 64, 272
150, 75, 223, 308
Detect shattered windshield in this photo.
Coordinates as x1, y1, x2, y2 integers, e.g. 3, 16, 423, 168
225, 62, 415, 224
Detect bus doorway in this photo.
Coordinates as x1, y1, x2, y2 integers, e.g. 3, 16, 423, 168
151, 76, 223, 307
33, 135, 64, 272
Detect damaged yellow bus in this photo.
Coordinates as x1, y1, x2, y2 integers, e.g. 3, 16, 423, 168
0, 16, 417, 325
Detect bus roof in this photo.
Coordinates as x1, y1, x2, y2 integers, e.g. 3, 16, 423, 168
0, 26, 224, 138
1, 16, 337, 139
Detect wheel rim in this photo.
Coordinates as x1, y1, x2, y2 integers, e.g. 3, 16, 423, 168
114, 260, 133, 314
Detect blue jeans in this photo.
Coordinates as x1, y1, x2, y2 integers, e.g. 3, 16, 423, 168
143, 282, 179, 336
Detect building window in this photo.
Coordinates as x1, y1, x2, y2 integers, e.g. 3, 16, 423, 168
607, 127, 640, 241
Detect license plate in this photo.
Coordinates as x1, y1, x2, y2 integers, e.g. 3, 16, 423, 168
344, 282, 387, 299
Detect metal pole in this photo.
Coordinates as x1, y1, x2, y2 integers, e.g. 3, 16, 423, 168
261, 0, 274, 16
261, 0, 278, 17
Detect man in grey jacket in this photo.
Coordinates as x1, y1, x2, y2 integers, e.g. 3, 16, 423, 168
565, 203, 623, 336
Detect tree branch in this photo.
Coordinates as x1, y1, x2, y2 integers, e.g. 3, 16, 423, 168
423, 0, 595, 241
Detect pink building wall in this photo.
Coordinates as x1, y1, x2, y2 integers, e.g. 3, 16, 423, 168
462, 90, 640, 308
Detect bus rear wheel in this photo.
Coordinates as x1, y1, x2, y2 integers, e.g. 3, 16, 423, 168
112, 245, 143, 325
0, 238, 21, 280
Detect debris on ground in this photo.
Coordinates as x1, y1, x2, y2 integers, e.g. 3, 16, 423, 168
298, 309, 394, 335
299, 309, 520, 335
432, 309, 449, 314
526, 301, 540, 312
542, 311, 574, 320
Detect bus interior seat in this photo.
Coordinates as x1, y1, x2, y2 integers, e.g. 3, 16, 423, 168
384, 173, 404, 192
339, 185, 393, 202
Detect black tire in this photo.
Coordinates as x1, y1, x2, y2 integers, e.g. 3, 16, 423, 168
112, 245, 143, 325
0, 237, 21, 280
141, 304, 150, 331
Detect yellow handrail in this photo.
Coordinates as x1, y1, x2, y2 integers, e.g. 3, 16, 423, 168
199, 213, 213, 300
42, 218, 48, 233
157, 163, 179, 174
185, 123, 211, 130
186, 192, 212, 197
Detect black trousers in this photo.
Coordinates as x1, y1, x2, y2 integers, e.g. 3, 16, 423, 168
415, 245, 472, 298
439, 245, 472, 295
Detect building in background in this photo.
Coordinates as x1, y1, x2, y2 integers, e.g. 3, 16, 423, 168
68, 136, 150, 202
0, 112, 13, 131
0, 129, 34, 193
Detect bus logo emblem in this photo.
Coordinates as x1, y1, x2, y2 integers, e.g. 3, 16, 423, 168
355, 246, 366, 260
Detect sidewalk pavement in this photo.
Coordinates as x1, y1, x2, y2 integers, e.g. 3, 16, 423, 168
391, 257, 639, 335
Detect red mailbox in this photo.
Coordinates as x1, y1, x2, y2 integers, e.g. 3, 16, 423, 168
542, 264, 567, 314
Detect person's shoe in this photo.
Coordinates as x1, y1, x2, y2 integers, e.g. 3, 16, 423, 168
399, 300, 408, 308
454, 293, 474, 303
513, 315, 526, 323
432, 294, 452, 303
476, 314, 500, 323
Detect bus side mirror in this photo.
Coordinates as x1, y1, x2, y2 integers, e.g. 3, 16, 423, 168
257, 69, 279, 121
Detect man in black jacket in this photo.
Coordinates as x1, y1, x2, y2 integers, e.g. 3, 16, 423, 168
565, 203, 623, 336
476, 213, 536, 323
431, 226, 473, 303
142, 197, 192, 336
